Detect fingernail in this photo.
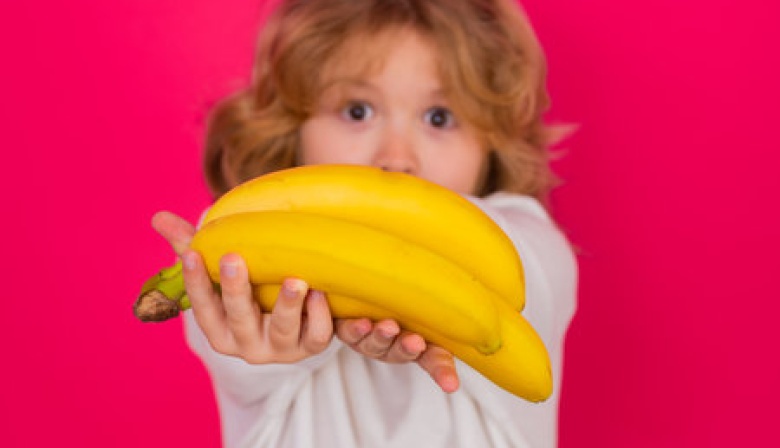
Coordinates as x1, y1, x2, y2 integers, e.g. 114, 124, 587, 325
220, 260, 238, 278
182, 252, 196, 271
356, 322, 371, 336
354, 320, 371, 336
379, 326, 398, 339
282, 279, 307, 298
441, 373, 459, 393
308, 290, 325, 302
402, 335, 426, 356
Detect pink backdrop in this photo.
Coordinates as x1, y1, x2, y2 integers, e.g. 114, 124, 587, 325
2, 0, 778, 446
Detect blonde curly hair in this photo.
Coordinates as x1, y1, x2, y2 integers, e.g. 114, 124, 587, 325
203, 0, 563, 201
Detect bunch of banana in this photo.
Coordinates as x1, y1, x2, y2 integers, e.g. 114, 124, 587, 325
135, 164, 552, 402
201, 164, 526, 312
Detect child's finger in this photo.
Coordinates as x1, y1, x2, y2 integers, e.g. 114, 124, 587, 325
334, 318, 373, 345
181, 250, 232, 352
219, 253, 263, 351
355, 319, 400, 358
300, 290, 334, 353
268, 278, 309, 351
417, 345, 460, 393
382, 332, 426, 363
151, 211, 196, 256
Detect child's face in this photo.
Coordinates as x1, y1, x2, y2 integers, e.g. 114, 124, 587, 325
299, 30, 488, 196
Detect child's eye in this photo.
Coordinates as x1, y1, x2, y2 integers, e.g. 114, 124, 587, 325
341, 101, 374, 122
424, 107, 456, 129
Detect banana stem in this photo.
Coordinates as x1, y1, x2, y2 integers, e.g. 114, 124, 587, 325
133, 262, 187, 322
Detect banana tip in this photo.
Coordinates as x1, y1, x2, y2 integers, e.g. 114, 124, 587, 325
477, 338, 503, 356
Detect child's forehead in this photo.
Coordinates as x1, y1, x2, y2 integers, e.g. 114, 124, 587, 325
320, 28, 443, 84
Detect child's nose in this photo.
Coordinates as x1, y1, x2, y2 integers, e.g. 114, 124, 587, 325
372, 127, 420, 174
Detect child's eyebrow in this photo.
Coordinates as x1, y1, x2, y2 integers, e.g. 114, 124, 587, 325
317, 78, 379, 105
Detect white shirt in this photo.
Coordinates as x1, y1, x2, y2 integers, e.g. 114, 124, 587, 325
184, 192, 578, 448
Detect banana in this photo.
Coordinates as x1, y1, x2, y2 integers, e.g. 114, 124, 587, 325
189, 210, 503, 355
201, 165, 525, 311
256, 284, 551, 402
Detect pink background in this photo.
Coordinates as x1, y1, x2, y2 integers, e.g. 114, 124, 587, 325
2, 0, 778, 446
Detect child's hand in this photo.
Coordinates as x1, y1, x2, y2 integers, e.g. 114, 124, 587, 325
151, 211, 334, 364
151, 211, 459, 389
335, 318, 460, 393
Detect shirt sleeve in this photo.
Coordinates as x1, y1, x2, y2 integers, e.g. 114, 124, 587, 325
183, 313, 343, 404
459, 192, 578, 447
467, 193, 578, 343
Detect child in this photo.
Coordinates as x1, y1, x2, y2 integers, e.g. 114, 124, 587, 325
152, 0, 577, 446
